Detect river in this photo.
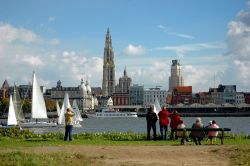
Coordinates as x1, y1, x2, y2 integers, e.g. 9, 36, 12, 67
29, 116, 250, 134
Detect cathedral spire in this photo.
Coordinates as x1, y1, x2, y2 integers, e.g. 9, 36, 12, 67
124, 66, 127, 76
105, 28, 112, 48
102, 28, 116, 97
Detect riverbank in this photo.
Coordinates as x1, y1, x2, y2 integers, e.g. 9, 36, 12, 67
0, 138, 249, 166
0, 127, 250, 165
138, 112, 250, 117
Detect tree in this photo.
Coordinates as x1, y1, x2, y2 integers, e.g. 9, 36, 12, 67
22, 99, 31, 114
45, 98, 56, 112
1, 98, 9, 114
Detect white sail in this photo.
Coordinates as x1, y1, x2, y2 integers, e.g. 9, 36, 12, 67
13, 85, 24, 122
31, 72, 48, 119
72, 99, 83, 122
58, 93, 71, 125
153, 97, 161, 115
7, 95, 18, 125
56, 101, 61, 117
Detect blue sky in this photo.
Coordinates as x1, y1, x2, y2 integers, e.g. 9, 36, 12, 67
0, 0, 250, 92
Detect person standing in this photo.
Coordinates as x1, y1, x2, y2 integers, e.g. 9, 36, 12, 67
170, 110, 181, 140
158, 105, 169, 140
146, 106, 158, 140
64, 108, 75, 141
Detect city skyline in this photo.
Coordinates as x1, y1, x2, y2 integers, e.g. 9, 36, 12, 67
0, 0, 250, 92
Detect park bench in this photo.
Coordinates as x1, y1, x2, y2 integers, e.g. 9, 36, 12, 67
174, 128, 231, 145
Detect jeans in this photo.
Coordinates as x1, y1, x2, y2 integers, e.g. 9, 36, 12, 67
160, 125, 168, 140
147, 123, 157, 140
64, 125, 73, 141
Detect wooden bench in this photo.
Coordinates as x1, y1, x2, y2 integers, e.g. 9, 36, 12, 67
174, 128, 231, 145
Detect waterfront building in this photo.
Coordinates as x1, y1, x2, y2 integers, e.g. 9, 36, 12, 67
144, 87, 167, 107
210, 84, 236, 104
197, 92, 212, 104
112, 92, 129, 106
0, 80, 9, 100
49, 79, 97, 110
236, 92, 245, 104
117, 68, 132, 93
244, 93, 250, 104
102, 28, 116, 97
171, 86, 192, 105
112, 67, 131, 106
168, 60, 184, 92
129, 84, 144, 106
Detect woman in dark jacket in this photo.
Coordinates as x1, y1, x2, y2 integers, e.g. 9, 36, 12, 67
190, 117, 205, 145
146, 106, 158, 140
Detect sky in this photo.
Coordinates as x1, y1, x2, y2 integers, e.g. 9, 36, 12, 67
0, 0, 250, 92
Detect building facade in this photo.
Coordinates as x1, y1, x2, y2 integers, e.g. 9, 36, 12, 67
236, 92, 245, 104
49, 79, 97, 110
129, 84, 144, 106
102, 28, 116, 97
0, 80, 9, 100
168, 60, 184, 92
117, 68, 132, 93
210, 85, 236, 104
144, 88, 167, 107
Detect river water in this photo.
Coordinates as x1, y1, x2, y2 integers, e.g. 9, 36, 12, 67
30, 117, 250, 135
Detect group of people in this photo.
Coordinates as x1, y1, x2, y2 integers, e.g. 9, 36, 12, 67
146, 105, 219, 145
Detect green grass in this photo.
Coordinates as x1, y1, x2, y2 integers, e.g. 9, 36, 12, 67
0, 128, 250, 166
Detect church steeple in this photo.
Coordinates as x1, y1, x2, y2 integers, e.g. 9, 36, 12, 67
124, 67, 127, 77
102, 28, 116, 97
105, 28, 112, 49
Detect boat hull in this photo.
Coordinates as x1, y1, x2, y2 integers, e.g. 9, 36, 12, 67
21, 122, 57, 128
96, 112, 138, 118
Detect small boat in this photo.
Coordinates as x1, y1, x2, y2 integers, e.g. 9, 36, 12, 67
58, 93, 82, 127
96, 108, 138, 118
7, 95, 18, 126
72, 99, 83, 127
22, 72, 57, 128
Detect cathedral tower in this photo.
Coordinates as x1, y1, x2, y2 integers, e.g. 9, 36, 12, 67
102, 28, 116, 96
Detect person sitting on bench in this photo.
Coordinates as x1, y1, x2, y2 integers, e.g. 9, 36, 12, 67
190, 117, 205, 145
208, 120, 219, 145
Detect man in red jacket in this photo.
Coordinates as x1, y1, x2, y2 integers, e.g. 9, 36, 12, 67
158, 105, 169, 140
170, 110, 181, 140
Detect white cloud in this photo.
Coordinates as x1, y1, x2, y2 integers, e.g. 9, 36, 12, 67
157, 24, 194, 39
19, 55, 44, 66
121, 44, 146, 56
223, 1, 250, 91
0, 23, 102, 88
48, 16, 56, 22
157, 25, 166, 30
0, 23, 40, 43
48, 38, 60, 45
168, 32, 194, 39
155, 42, 225, 58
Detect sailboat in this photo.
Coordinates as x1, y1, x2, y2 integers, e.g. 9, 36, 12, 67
58, 93, 71, 125
13, 85, 25, 123
22, 72, 57, 128
7, 95, 18, 126
56, 101, 61, 117
58, 93, 82, 127
72, 99, 83, 127
153, 97, 161, 116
